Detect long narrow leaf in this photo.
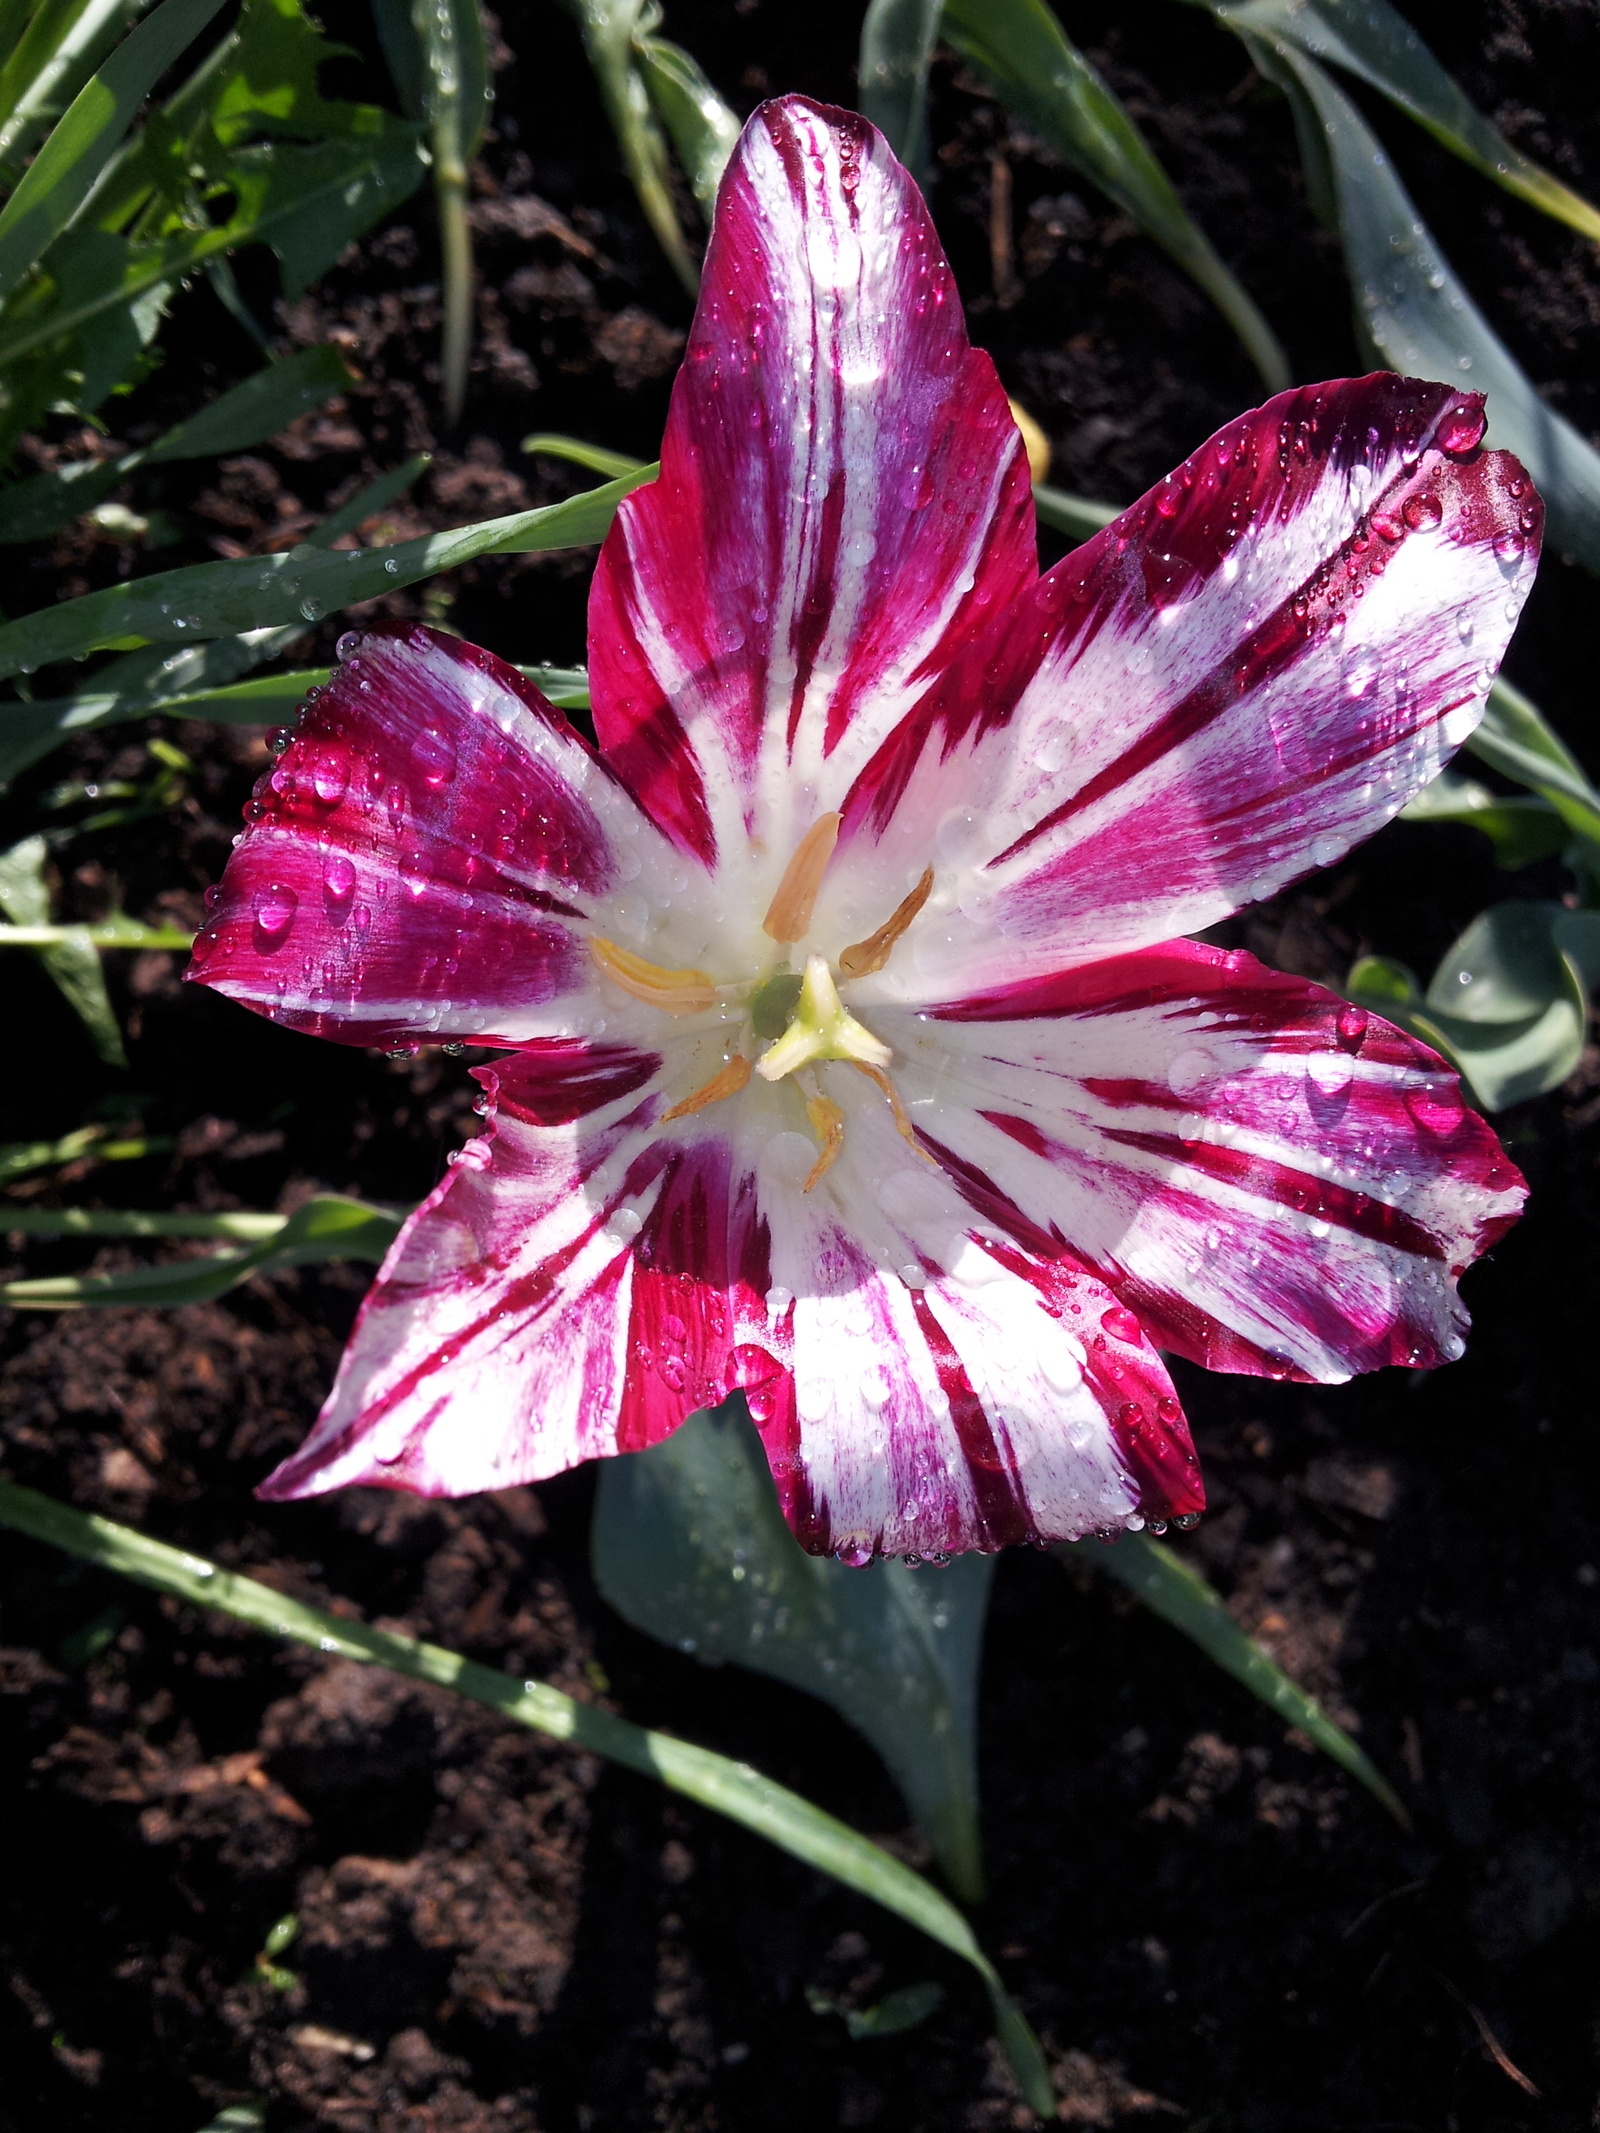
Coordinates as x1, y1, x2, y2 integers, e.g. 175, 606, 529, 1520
1468, 676, 1600, 854
0, 1191, 402, 1307
940, 0, 1290, 394
0, 464, 655, 681
1208, 0, 1600, 244
0, 0, 149, 169
0, 833, 126, 1063
1031, 483, 1118, 541
521, 431, 649, 479
0, 0, 223, 300
633, 29, 739, 220
1069, 1534, 1409, 1823
563, 0, 698, 295
859, 0, 942, 176
0, 344, 354, 547
1243, 36, 1600, 572
0, 1124, 169, 1185
0, 1479, 1055, 2117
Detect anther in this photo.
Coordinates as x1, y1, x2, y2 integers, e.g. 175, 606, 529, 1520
763, 812, 841, 943
803, 1094, 845, 1192
838, 866, 934, 978
852, 1060, 935, 1160
661, 1054, 751, 1121
590, 938, 717, 1014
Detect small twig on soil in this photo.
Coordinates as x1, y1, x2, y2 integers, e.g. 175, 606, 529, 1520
1428, 1972, 1542, 2099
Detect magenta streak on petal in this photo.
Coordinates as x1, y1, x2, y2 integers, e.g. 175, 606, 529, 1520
617, 1140, 740, 1453
587, 96, 1037, 862
186, 625, 627, 1048
492, 1041, 661, 1128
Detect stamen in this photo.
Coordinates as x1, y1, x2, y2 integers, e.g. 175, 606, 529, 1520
852, 1061, 936, 1161
763, 811, 842, 943
661, 1054, 751, 1122
590, 937, 717, 1015
838, 867, 935, 978
803, 1094, 845, 1192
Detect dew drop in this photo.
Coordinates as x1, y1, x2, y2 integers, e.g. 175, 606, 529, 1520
312, 751, 349, 806
413, 726, 457, 786
1101, 1305, 1142, 1343
1402, 492, 1443, 531
1435, 402, 1486, 456
1493, 529, 1524, 566
323, 853, 357, 912
1335, 1004, 1369, 1052
1341, 645, 1379, 698
252, 883, 298, 944
835, 1539, 875, 1569
336, 630, 363, 660
1166, 1046, 1215, 1098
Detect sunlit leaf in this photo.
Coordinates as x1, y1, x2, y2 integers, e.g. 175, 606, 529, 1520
1237, 36, 1600, 572
0, 0, 150, 172
859, 0, 941, 176
634, 28, 739, 220
0, 832, 125, 1064
0, 344, 354, 547
940, 0, 1289, 393
521, 431, 649, 480
0, 464, 655, 681
0, 1478, 1055, 2117
1067, 1533, 1409, 1824
1347, 901, 1588, 1111
594, 1398, 992, 1903
0, 0, 226, 304
1468, 677, 1600, 866
0, 1192, 403, 1307
1207, 0, 1600, 244
0, 1122, 168, 1184
1400, 767, 1568, 871
562, 0, 698, 294
1031, 483, 1118, 542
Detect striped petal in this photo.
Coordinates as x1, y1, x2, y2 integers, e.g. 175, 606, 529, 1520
257, 1040, 758, 1499
588, 94, 1036, 881
828, 376, 1541, 1004
887, 939, 1524, 1383
187, 627, 685, 1048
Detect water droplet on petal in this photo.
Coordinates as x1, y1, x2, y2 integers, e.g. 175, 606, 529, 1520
1102, 1306, 1143, 1343
1336, 1004, 1369, 1052
252, 883, 298, 945
1402, 492, 1443, 531
413, 726, 457, 786
1435, 402, 1486, 456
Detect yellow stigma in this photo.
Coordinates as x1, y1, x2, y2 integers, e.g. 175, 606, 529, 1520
590, 937, 717, 1015
755, 955, 892, 1082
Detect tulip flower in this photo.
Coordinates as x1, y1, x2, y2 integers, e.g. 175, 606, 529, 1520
189, 95, 1536, 1562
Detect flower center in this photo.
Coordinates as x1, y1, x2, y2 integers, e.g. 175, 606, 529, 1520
589, 821, 936, 1191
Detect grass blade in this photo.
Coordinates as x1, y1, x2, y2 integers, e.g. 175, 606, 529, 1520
1067, 1533, 1410, 1826
1211, 0, 1600, 244
633, 29, 739, 221
0, 463, 655, 681
941, 0, 1290, 394
859, 0, 942, 176
1246, 37, 1600, 573
521, 432, 649, 479
0, 0, 225, 304
1032, 483, 1118, 541
563, 0, 699, 295
1468, 677, 1600, 856
0, 1479, 1056, 2117
0, 832, 126, 1063
0, 0, 149, 169
0, 1124, 170, 1185
0, 1191, 402, 1307
0, 345, 354, 546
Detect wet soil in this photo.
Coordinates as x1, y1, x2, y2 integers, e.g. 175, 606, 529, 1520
2, 0, 1600, 2127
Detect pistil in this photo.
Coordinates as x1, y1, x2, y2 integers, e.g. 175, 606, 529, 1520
755, 955, 892, 1081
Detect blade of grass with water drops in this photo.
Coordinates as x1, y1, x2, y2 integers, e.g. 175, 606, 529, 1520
1065, 1533, 1410, 1824
1204, 0, 1600, 244
941, 0, 1289, 394
858, 0, 942, 177
0, 832, 126, 1064
0, 1478, 1056, 2116
633, 25, 738, 221
1239, 34, 1600, 571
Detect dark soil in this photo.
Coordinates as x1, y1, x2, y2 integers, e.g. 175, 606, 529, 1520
3, 1, 1600, 2127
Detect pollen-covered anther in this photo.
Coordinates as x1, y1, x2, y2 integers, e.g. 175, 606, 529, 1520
762, 811, 842, 943
590, 937, 717, 1014
803, 1094, 845, 1193
838, 866, 935, 978
853, 1060, 935, 1162
661, 1053, 752, 1122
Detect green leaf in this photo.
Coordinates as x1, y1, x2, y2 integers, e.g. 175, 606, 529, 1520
521, 431, 650, 480
0, 1122, 167, 1183
0, 463, 655, 680
0, 1192, 403, 1307
634, 27, 740, 220
1242, 37, 1600, 574
371, 0, 489, 425
1468, 676, 1600, 862
939, 0, 1289, 394
1347, 902, 1588, 1111
859, 0, 942, 176
1067, 1533, 1410, 1825
1031, 483, 1119, 543
1206, 0, 1600, 245
809, 1977, 947, 2038
1400, 767, 1568, 871
0, 0, 151, 172
0, 0, 226, 305
593, 1399, 993, 1903
0, 344, 354, 546
0, 832, 126, 1063
562, 0, 698, 295
0, 1478, 1055, 2118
